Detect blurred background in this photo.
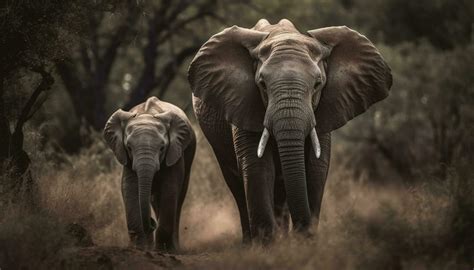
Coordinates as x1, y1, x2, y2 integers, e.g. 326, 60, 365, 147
0, 0, 473, 269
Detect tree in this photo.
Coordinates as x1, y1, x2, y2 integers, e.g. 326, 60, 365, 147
57, 0, 223, 131
338, 42, 474, 182
0, 0, 89, 206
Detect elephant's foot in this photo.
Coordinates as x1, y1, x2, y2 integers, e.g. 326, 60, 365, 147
155, 242, 178, 253
275, 211, 290, 235
242, 232, 252, 245
155, 228, 179, 253
129, 231, 154, 250
252, 231, 275, 246
250, 219, 277, 245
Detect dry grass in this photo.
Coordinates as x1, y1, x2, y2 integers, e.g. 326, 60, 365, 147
180, 172, 472, 269
0, 127, 472, 269
180, 125, 242, 250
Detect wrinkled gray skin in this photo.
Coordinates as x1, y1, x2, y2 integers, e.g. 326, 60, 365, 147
188, 19, 392, 241
103, 97, 195, 251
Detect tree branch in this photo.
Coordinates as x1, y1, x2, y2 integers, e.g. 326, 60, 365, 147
89, 12, 101, 63
155, 44, 201, 97
0, 79, 11, 160
56, 60, 84, 117
158, 9, 217, 43
96, 2, 140, 90
80, 42, 93, 77
124, 8, 163, 110
14, 67, 54, 133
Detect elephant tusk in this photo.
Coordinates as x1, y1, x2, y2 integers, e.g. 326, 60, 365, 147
310, 128, 321, 159
257, 128, 270, 158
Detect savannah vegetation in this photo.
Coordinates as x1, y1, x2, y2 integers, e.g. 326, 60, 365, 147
0, 0, 472, 269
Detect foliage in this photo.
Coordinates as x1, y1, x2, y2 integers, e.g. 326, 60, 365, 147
358, 0, 473, 49
0, 207, 74, 269
0, 0, 85, 73
336, 41, 474, 182
0, 0, 92, 207
55, 0, 228, 132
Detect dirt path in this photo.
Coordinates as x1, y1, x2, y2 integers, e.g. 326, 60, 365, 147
58, 246, 219, 269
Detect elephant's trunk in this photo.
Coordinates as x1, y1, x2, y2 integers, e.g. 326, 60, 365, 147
264, 87, 315, 231
135, 149, 157, 241
273, 117, 311, 231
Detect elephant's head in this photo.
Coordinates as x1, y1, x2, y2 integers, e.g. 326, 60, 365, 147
188, 19, 392, 231
103, 104, 192, 243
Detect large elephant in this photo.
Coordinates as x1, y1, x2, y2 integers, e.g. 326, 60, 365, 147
103, 96, 196, 251
188, 19, 392, 241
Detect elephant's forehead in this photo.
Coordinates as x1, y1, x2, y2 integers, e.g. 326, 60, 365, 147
129, 114, 155, 124
263, 33, 321, 52
126, 116, 165, 131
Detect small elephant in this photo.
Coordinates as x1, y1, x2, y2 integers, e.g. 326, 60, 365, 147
188, 19, 392, 241
103, 96, 195, 251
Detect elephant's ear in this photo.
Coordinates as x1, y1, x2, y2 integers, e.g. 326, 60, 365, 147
157, 111, 194, 167
188, 26, 269, 132
308, 26, 392, 133
103, 109, 136, 165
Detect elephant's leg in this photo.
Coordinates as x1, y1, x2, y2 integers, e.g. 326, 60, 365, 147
151, 175, 161, 244
215, 154, 251, 242
274, 174, 290, 233
122, 166, 153, 247
173, 142, 195, 249
233, 126, 276, 242
305, 132, 331, 227
195, 98, 251, 242
155, 157, 184, 252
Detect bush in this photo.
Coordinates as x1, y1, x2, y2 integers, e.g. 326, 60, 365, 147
0, 206, 73, 269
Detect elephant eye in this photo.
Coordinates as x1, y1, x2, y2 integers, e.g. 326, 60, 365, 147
314, 76, 322, 88
156, 124, 165, 133
259, 44, 271, 58
160, 146, 167, 161
258, 78, 266, 90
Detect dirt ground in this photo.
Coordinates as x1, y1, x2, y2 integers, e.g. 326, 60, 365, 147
60, 247, 184, 269
58, 246, 227, 269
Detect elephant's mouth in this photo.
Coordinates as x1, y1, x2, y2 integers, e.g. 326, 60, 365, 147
257, 126, 321, 159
